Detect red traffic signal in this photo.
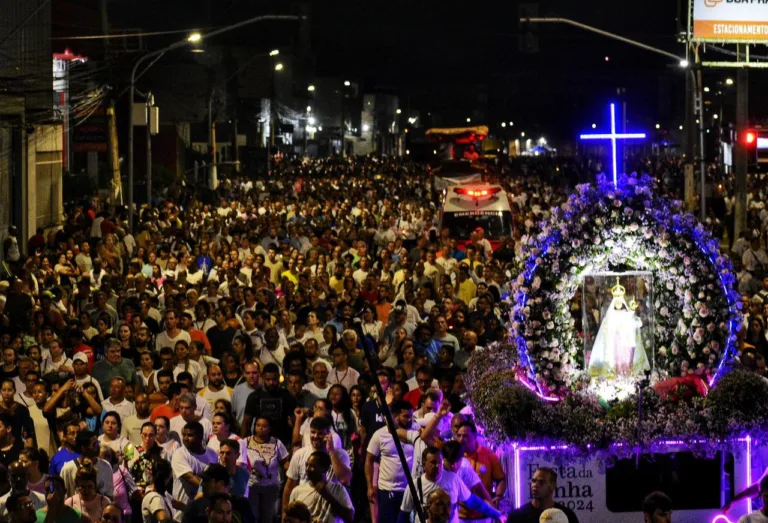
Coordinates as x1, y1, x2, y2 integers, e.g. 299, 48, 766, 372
745, 130, 757, 145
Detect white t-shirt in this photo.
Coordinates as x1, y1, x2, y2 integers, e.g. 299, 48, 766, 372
173, 360, 205, 390
244, 436, 290, 488
198, 385, 232, 411
0, 489, 46, 518
400, 471, 471, 523
286, 446, 350, 485
101, 397, 137, 422
154, 330, 191, 352
61, 458, 114, 498
75, 376, 104, 401
41, 356, 73, 375
170, 445, 219, 504
170, 415, 212, 442
327, 367, 360, 392
298, 418, 343, 449
206, 435, 248, 465
141, 487, 175, 523
302, 382, 331, 399
367, 426, 418, 492
289, 482, 354, 523
740, 513, 768, 523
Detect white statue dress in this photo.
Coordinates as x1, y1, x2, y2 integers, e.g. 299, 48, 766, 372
587, 296, 651, 377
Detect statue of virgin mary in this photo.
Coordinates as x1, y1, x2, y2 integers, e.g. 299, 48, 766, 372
587, 279, 651, 377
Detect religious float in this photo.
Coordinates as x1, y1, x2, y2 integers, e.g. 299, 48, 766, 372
465, 105, 768, 522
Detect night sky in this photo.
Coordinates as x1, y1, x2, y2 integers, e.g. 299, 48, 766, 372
63, 0, 754, 140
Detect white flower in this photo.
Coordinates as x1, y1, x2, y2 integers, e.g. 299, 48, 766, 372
546, 322, 555, 330
660, 306, 669, 317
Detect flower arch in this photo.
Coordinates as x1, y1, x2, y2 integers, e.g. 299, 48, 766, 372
509, 173, 741, 399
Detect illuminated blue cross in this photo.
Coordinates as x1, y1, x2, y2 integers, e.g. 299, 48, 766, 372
580, 103, 646, 188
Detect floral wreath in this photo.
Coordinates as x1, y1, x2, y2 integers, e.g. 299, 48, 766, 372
509, 173, 741, 398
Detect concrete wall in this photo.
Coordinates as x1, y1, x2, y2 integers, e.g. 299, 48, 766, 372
27, 125, 64, 232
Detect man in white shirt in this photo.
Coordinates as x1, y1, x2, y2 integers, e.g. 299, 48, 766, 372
289, 451, 355, 523
303, 361, 331, 399
61, 430, 114, 497
101, 377, 136, 422
366, 400, 419, 523
282, 417, 353, 511
170, 393, 213, 441
198, 365, 232, 411
155, 309, 191, 352
120, 392, 151, 447
170, 420, 219, 505
398, 446, 500, 523
743, 237, 768, 276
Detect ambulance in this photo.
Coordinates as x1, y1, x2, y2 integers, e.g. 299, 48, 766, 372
439, 183, 513, 250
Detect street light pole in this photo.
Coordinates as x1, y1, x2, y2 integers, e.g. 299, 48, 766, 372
128, 14, 299, 232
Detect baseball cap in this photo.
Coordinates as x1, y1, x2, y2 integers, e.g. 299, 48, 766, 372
73, 353, 89, 364
539, 508, 568, 523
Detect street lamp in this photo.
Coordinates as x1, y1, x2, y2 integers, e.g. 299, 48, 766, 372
509, 121, 514, 126
308, 117, 316, 125
679, 59, 689, 68
362, 124, 370, 132
521, 132, 526, 137
128, 14, 300, 232
501, 122, 506, 128
725, 78, 734, 86
396, 109, 402, 114
274, 63, 284, 71
704, 86, 710, 93
269, 49, 279, 57
344, 80, 351, 86
656, 123, 661, 129
466, 118, 471, 123
306, 106, 312, 113
307, 84, 315, 92
591, 123, 597, 129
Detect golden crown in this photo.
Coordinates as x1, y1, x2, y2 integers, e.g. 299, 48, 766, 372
611, 278, 626, 298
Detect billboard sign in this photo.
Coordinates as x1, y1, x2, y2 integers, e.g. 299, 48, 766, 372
693, 0, 768, 42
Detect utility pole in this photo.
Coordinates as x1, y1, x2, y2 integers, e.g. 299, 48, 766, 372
146, 92, 153, 206
107, 102, 121, 205
208, 88, 217, 190
734, 66, 748, 239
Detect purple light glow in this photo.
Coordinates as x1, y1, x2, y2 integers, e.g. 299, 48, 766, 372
579, 103, 647, 187
514, 437, 753, 518
517, 376, 560, 402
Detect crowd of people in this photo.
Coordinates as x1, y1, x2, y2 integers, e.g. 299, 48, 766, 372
0, 152, 754, 523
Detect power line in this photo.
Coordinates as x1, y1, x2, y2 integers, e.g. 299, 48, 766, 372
51, 26, 213, 41
0, 0, 52, 49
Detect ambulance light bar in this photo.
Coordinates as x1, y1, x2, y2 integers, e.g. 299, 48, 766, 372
453, 187, 502, 198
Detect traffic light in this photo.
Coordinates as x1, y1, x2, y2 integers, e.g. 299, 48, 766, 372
744, 129, 758, 167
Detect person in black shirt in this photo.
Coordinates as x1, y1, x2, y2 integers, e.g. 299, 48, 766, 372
359, 369, 392, 446
0, 413, 23, 467
507, 467, 579, 523
240, 363, 296, 448
206, 308, 237, 359
181, 464, 255, 523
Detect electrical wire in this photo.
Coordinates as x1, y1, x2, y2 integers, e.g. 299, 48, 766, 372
50, 27, 213, 41
0, 0, 52, 49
